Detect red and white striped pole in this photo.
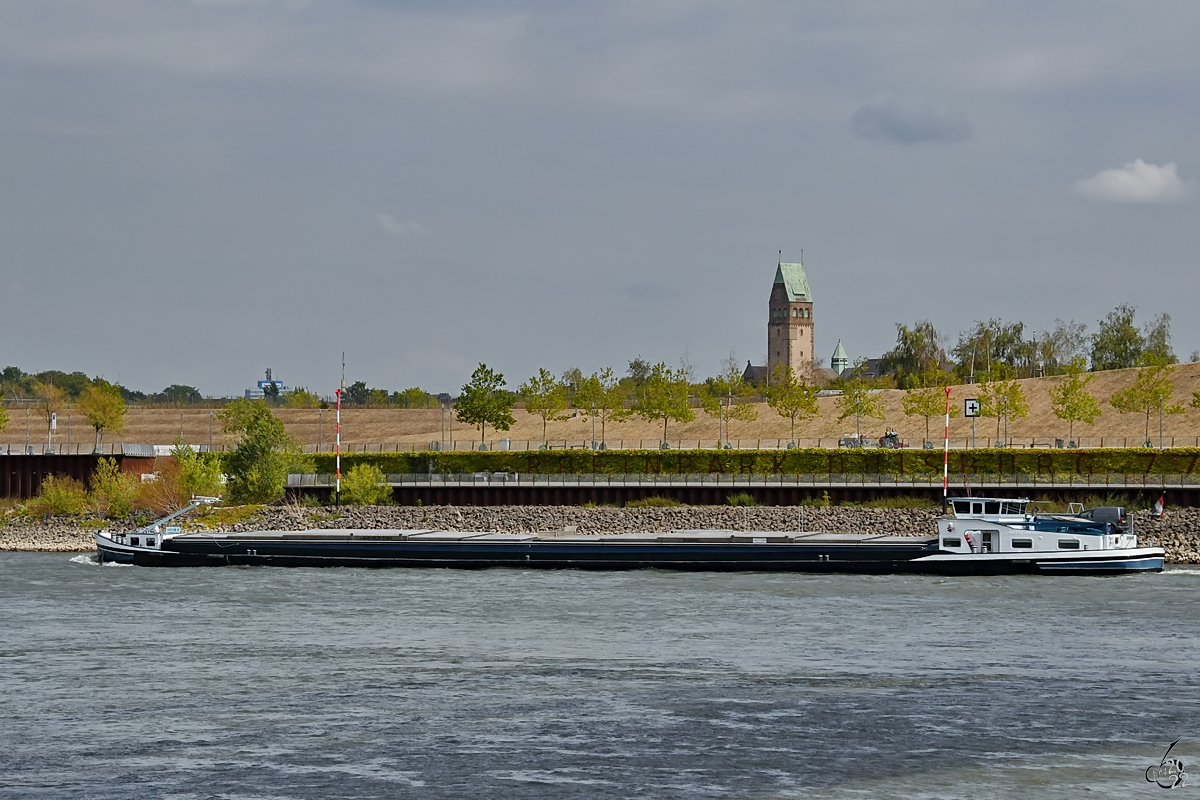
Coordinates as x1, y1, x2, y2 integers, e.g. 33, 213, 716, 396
335, 387, 342, 508
942, 385, 951, 511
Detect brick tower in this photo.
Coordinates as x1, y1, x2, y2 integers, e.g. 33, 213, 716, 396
766, 260, 815, 381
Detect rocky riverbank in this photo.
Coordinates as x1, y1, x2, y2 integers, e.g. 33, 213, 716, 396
3, 504, 1198, 562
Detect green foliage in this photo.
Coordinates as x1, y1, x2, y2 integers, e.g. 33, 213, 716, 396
1090, 305, 1176, 371
901, 382, 958, 443
764, 364, 820, 442
455, 363, 515, 445
701, 358, 758, 443
626, 496, 683, 508
574, 367, 631, 443
283, 387, 323, 408
219, 399, 307, 503
978, 378, 1030, 443
834, 360, 886, 437
88, 457, 141, 517
33, 475, 89, 516
392, 387, 438, 408
78, 381, 127, 450
1048, 361, 1102, 440
173, 439, 225, 500
157, 384, 202, 405
879, 320, 946, 389
952, 319, 1030, 382
726, 492, 760, 506
315, 447, 1200, 478
340, 463, 393, 505
518, 368, 570, 443
0, 403, 7, 432
631, 362, 694, 441
1110, 363, 1185, 444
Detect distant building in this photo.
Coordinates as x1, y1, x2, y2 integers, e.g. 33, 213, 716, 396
743, 259, 816, 385
245, 368, 288, 399
831, 340, 849, 375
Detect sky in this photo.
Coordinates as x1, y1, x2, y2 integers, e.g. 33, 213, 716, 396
1, 0, 1197, 397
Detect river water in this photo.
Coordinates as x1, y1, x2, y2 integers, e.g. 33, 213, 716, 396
2, 552, 1198, 798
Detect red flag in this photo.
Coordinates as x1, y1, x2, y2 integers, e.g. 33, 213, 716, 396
1152, 494, 1165, 518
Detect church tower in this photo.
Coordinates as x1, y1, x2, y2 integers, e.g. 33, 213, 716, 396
766, 259, 815, 381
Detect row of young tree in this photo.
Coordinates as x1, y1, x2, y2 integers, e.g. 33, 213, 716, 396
878, 304, 1188, 388
445, 355, 1200, 449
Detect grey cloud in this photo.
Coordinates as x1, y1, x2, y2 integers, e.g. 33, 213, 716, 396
850, 99, 972, 144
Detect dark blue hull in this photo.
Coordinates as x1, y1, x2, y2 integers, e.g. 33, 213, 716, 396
95, 536, 1164, 575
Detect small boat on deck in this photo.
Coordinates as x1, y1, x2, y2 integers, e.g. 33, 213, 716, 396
94, 496, 1165, 575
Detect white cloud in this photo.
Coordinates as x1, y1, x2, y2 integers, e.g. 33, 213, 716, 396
850, 99, 972, 145
376, 214, 429, 238
1072, 159, 1194, 203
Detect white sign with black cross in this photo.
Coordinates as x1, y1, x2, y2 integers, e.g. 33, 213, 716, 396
964, 399, 981, 418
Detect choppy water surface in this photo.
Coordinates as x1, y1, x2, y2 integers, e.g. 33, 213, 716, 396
2, 553, 1199, 798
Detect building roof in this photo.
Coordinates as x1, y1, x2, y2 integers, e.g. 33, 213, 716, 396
774, 262, 812, 302
831, 340, 848, 362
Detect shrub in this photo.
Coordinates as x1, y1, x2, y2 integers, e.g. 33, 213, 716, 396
89, 457, 141, 518
32, 475, 89, 516
726, 492, 761, 507
626, 496, 682, 508
341, 464, 393, 505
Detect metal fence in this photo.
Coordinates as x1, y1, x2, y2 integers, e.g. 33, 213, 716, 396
287, 472, 1200, 489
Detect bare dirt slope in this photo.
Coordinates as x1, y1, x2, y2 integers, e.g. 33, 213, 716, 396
5, 363, 1200, 449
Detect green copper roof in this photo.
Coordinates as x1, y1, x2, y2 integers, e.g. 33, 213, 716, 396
774, 262, 811, 302
832, 340, 848, 361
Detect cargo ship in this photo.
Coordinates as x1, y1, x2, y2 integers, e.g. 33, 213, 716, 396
93, 497, 1164, 575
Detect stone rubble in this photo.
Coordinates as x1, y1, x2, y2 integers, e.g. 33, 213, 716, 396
3, 504, 1197, 563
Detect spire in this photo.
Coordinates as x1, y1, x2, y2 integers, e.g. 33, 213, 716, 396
831, 340, 849, 375
773, 261, 811, 302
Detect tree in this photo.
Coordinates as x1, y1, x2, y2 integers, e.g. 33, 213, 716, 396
455, 363, 515, 447
1034, 319, 1088, 376
0, 402, 7, 433
979, 378, 1029, 445
631, 362, 694, 443
158, 384, 202, 405
701, 356, 758, 446
262, 381, 281, 405
219, 398, 306, 503
368, 388, 390, 408
764, 364, 820, 443
77, 381, 127, 452
952, 319, 1030, 382
518, 368, 570, 444
901, 372, 959, 445
1090, 304, 1144, 371
345, 381, 370, 406
834, 360, 885, 439
574, 368, 631, 444
341, 463, 392, 505
32, 381, 66, 444
1110, 363, 1185, 447
392, 387, 435, 408
283, 387, 322, 408
879, 321, 946, 389
1047, 359, 1102, 442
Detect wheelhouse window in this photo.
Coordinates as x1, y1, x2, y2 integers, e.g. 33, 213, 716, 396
942, 538, 961, 548
953, 501, 972, 514
1011, 539, 1033, 549
1058, 539, 1081, 550
130, 537, 140, 546
984, 502, 1000, 514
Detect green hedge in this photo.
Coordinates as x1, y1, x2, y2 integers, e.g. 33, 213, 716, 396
310, 448, 1200, 477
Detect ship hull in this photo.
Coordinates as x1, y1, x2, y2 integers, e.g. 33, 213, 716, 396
94, 532, 1165, 575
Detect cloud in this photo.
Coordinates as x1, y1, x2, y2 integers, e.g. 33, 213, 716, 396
1072, 159, 1194, 204
850, 99, 972, 144
376, 214, 429, 238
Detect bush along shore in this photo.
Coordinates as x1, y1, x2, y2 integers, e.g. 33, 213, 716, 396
3, 505, 1199, 563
